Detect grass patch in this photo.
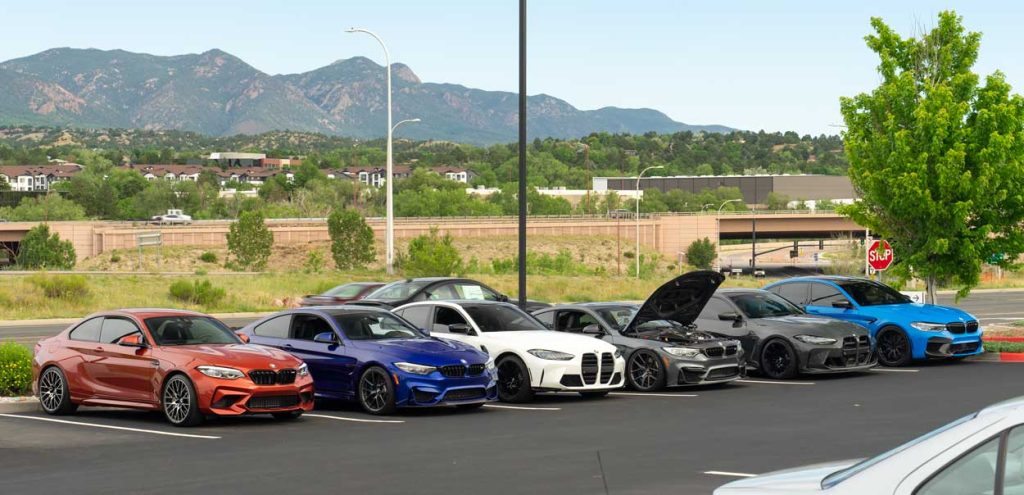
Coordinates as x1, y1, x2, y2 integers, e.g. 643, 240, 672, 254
984, 341, 1024, 353
169, 279, 227, 307
28, 274, 90, 299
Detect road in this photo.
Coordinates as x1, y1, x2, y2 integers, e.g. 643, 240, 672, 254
1, 360, 1022, 494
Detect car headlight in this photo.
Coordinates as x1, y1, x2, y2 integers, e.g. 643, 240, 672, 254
911, 322, 947, 332
527, 349, 575, 361
663, 347, 701, 358
196, 365, 244, 380
297, 363, 309, 376
794, 335, 838, 345
394, 362, 437, 375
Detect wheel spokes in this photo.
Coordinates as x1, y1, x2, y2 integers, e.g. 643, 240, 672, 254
40, 370, 63, 411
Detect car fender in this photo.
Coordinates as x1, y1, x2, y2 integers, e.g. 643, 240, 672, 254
751, 334, 805, 369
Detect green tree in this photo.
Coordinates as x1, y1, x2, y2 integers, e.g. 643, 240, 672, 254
0, 195, 87, 221
765, 192, 791, 210
327, 209, 376, 270
400, 227, 463, 277
16, 224, 76, 269
840, 12, 1024, 302
685, 237, 717, 270
226, 211, 273, 270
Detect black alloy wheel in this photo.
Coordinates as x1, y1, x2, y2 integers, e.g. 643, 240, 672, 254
162, 374, 204, 427
38, 366, 77, 415
496, 356, 534, 403
626, 351, 666, 391
358, 366, 397, 415
760, 339, 798, 379
877, 327, 912, 367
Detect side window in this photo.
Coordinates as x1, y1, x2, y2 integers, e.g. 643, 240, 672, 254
69, 317, 103, 342
699, 297, 735, 320
433, 306, 468, 334
426, 284, 458, 300
100, 317, 142, 344
772, 283, 808, 306
1004, 426, 1024, 492
395, 306, 431, 329
915, 434, 1000, 495
555, 311, 595, 332
291, 314, 333, 341
533, 311, 555, 329
451, 283, 500, 301
253, 315, 291, 339
809, 283, 849, 307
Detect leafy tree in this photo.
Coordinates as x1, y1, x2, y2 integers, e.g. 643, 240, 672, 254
0, 179, 10, 191
226, 211, 273, 270
327, 209, 376, 270
685, 237, 717, 270
17, 224, 76, 269
0, 195, 86, 221
399, 227, 463, 277
765, 192, 791, 210
840, 11, 1024, 302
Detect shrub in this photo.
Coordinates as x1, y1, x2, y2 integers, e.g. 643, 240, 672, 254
327, 209, 375, 270
28, 274, 89, 299
199, 251, 218, 263
400, 227, 463, 277
0, 342, 33, 396
16, 224, 76, 269
169, 279, 226, 306
109, 254, 122, 263
304, 249, 326, 274
226, 211, 273, 270
686, 237, 717, 270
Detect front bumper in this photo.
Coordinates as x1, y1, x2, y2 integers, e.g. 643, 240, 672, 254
194, 371, 315, 416
531, 353, 626, 392
798, 337, 877, 374
670, 357, 745, 386
394, 368, 498, 407
924, 336, 984, 358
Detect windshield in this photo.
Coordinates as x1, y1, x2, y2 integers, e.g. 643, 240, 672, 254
464, 305, 548, 332
596, 306, 638, 331
332, 312, 423, 340
145, 316, 240, 346
838, 281, 910, 306
324, 284, 371, 298
821, 413, 978, 488
728, 292, 803, 318
364, 280, 432, 301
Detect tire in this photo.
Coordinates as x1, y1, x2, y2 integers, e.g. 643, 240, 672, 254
496, 355, 534, 403
579, 391, 609, 399
626, 350, 667, 391
162, 374, 204, 427
272, 411, 303, 420
38, 366, 77, 415
759, 338, 798, 379
456, 402, 485, 410
877, 327, 913, 367
358, 366, 397, 415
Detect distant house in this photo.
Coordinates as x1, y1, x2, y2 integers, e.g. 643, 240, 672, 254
262, 158, 302, 169
343, 166, 412, 187
208, 152, 267, 168
430, 166, 475, 184
0, 164, 83, 191
125, 164, 204, 182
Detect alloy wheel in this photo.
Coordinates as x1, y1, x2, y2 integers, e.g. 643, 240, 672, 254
498, 360, 524, 396
39, 368, 64, 413
360, 370, 389, 412
763, 341, 793, 377
629, 353, 661, 390
878, 331, 908, 365
163, 377, 191, 424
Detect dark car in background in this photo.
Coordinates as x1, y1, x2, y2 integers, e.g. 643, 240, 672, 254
300, 282, 385, 307
695, 289, 875, 379
352, 277, 551, 312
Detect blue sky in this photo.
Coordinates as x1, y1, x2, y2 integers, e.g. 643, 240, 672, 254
3, 1, 1022, 135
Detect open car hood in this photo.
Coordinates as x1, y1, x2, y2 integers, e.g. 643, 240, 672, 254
622, 270, 725, 334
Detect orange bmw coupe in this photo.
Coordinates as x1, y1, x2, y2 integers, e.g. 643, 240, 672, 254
32, 309, 314, 426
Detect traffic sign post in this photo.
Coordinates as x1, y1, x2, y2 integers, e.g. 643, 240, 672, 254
867, 239, 894, 272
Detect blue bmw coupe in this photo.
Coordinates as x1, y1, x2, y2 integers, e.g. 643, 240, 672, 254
240, 306, 497, 414
764, 276, 983, 366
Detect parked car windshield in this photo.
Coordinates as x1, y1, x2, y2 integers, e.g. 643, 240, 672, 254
464, 304, 547, 332
596, 306, 638, 331
364, 280, 432, 301
728, 292, 803, 318
324, 284, 370, 298
145, 316, 240, 346
837, 281, 910, 306
332, 312, 424, 340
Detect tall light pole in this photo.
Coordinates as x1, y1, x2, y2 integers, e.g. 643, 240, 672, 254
347, 27, 396, 274
717, 198, 742, 214
393, 118, 420, 133
636, 165, 664, 278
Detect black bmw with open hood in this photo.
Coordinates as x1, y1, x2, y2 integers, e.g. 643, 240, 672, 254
532, 271, 746, 391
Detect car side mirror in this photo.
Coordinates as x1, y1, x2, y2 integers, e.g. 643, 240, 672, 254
449, 323, 474, 335
118, 334, 147, 348
497, 294, 510, 303
313, 332, 337, 344
832, 300, 853, 309
582, 324, 604, 336
718, 312, 742, 321
235, 332, 250, 344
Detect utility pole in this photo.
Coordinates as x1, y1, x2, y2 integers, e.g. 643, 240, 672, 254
517, 0, 527, 307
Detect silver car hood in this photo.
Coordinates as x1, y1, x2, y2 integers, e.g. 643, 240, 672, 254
714, 459, 862, 494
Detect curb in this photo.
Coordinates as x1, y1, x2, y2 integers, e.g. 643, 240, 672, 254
999, 352, 1024, 362
0, 397, 39, 413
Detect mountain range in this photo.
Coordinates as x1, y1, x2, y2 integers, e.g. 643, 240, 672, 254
0, 48, 732, 144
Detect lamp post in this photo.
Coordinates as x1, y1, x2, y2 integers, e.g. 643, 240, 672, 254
717, 198, 742, 214
635, 165, 664, 278
393, 118, 420, 133
347, 27, 396, 275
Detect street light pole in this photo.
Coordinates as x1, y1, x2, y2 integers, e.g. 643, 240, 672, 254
347, 27, 395, 275
636, 165, 664, 278
392, 118, 420, 133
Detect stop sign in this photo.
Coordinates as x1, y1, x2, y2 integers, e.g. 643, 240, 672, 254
867, 239, 894, 271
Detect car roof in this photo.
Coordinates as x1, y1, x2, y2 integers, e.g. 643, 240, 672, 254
536, 302, 637, 312
979, 395, 1024, 417
401, 299, 512, 308
772, 276, 869, 284
287, 305, 391, 315
108, 308, 211, 319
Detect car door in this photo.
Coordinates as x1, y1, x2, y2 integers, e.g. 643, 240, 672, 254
557, 309, 624, 353
805, 282, 860, 320
288, 312, 355, 396
89, 317, 157, 403
64, 317, 105, 397
696, 296, 746, 337
769, 282, 810, 307
248, 314, 292, 348
393, 305, 434, 333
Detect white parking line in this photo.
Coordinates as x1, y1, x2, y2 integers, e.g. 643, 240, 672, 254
736, 379, 815, 386
610, 392, 698, 398
869, 368, 920, 373
704, 470, 756, 478
0, 414, 220, 439
305, 413, 404, 424
483, 404, 561, 411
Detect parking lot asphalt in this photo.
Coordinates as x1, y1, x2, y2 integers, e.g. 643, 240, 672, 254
0, 360, 1021, 494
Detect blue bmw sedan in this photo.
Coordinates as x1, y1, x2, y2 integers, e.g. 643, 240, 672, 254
240, 306, 497, 415
764, 276, 983, 367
